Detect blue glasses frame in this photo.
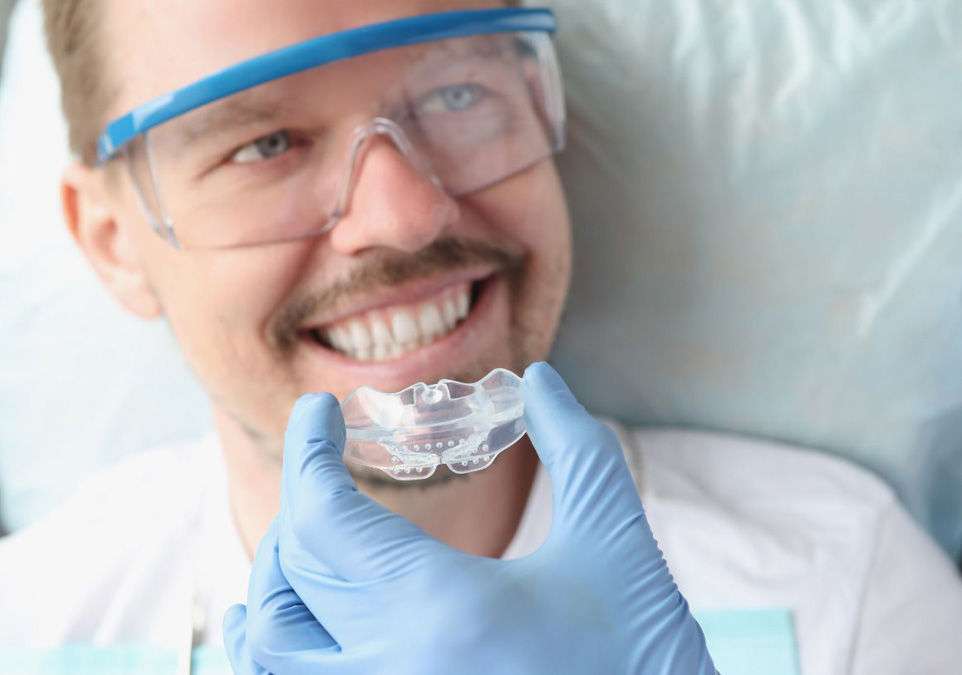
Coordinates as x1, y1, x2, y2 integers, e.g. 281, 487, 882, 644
96, 7, 557, 165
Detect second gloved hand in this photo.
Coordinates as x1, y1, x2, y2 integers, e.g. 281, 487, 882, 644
224, 362, 717, 674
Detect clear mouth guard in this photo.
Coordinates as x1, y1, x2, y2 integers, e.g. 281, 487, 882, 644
341, 369, 525, 480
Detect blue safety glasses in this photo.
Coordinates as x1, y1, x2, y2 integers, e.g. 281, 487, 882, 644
97, 8, 566, 249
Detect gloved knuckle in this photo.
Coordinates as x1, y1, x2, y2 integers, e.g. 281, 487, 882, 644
289, 495, 322, 542
595, 424, 621, 453
244, 613, 271, 664
276, 542, 297, 580
561, 420, 617, 456
302, 445, 353, 493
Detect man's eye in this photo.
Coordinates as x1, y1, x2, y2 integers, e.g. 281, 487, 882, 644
230, 131, 293, 164
419, 84, 486, 114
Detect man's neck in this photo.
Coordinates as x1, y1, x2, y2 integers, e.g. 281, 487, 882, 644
214, 405, 540, 560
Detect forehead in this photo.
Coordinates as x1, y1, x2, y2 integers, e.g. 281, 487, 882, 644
103, 0, 502, 123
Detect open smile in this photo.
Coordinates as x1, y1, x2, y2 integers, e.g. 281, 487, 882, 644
298, 270, 495, 366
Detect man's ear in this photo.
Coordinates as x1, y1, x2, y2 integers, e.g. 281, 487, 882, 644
62, 162, 162, 319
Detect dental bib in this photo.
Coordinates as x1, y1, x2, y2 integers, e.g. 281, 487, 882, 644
341, 369, 525, 480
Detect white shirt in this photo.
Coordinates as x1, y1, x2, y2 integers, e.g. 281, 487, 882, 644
0, 424, 959, 674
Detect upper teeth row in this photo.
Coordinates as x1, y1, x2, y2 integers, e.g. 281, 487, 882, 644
321, 283, 471, 361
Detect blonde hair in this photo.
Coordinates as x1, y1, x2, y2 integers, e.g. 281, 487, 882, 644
43, 0, 116, 165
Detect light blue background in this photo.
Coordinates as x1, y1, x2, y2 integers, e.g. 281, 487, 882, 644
1, 0, 960, 561
549, 0, 962, 558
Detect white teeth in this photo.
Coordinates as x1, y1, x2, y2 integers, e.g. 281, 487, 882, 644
317, 281, 477, 361
419, 304, 445, 340
348, 321, 372, 351
442, 298, 458, 328
391, 311, 419, 345
370, 318, 392, 346
329, 326, 348, 352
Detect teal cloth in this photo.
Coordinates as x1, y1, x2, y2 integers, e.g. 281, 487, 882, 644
0, 644, 232, 675
695, 608, 800, 675
0, 609, 797, 674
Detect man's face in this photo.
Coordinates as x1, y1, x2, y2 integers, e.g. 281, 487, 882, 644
100, 0, 572, 447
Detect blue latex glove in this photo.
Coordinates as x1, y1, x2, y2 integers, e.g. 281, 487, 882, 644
224, 362, 716, 674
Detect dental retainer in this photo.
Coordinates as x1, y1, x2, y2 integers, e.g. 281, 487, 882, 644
341, 369, 525, 480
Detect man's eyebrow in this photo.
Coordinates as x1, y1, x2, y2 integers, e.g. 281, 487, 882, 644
166, 36, 525, 145
171, 91, 293, 145
412, 34, 515, 68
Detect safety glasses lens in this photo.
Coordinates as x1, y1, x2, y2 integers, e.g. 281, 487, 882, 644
127, 32, 564, 249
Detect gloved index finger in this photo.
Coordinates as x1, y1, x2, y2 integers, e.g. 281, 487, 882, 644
280, 392, 449, 582
522, 362, 643, 536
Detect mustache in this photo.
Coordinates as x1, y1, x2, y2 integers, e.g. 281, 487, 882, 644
274, 237, 522, 348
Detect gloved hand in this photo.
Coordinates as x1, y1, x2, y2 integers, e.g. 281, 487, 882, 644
223, 362, 717, 674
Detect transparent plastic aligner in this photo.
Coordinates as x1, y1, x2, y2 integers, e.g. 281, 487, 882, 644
341, 369, 525, 481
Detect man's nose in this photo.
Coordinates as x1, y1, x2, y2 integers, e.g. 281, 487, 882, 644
327, 132, 460, 256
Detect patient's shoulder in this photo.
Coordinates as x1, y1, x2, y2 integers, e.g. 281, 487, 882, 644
627, 426, 895, 511
615, 427, 961, 675
0, 436, 217, 645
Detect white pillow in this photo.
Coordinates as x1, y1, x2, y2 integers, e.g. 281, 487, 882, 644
548, 0, 962, 556
1, 0, 960, 558
0, 0, 211, 531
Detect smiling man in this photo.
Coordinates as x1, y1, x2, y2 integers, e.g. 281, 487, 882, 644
60, 0, 572, 559
1, 0, 961, 672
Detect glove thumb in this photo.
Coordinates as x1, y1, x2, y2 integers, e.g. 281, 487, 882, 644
280, 392, 445, 582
